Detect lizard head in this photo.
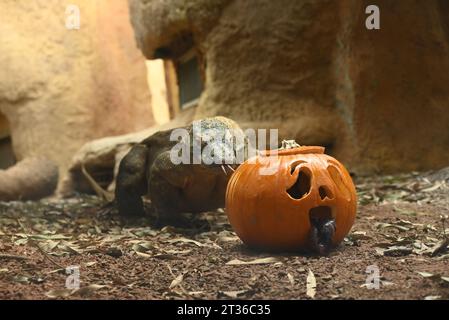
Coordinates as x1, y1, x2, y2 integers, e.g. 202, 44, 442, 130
188, 117, 247, 175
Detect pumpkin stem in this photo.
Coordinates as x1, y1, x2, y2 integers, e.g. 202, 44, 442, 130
280, 140, 301, 150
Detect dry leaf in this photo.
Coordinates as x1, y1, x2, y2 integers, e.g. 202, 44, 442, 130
421, 182, 443, 192
287, 273, 295, 286
428, 239, 449, 256
47, 268, 65, 274
350, 231, 371, 240
45, 289, 74, 298
76, 284, 107, 297
416, 271, 441, 281
436, 254, 449, 260
384, 246, 413, 256
220, 290, 248, 298
375, 223, 410, 232
135, 252, 152, 258
169, 274, 184, 289
167, 237, 204, 247
218, 236, 240, 242
416, 271, 434, 278
39, 240, 60, 252
306, 269, 316, 299
163, 249, 192, 255
31, 234, 71, 240
132, 241, 154, 251
374, 248, 385, 256
226, 257, 279, 265
153, 254, 178, 260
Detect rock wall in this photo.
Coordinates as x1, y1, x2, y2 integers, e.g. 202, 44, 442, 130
129, 0, 449, 173
0, 0, 154, 185
0, 157, 58, 201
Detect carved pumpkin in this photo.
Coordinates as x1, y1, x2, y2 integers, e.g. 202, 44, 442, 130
225, 146, 357, 252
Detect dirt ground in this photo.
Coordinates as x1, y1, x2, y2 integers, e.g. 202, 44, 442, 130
0, 170, 448, 300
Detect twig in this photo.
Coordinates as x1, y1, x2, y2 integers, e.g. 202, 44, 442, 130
0, 254, 29, 261
16, 219, 65, 269
81, 163, 114, 202
440, 214, 448, 240
429, 214, 449, 257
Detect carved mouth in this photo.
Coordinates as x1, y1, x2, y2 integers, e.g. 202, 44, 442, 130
309, 206, 336, 254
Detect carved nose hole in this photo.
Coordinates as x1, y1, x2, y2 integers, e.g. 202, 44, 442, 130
287, 170, 311, 200
319, 186, 333, 200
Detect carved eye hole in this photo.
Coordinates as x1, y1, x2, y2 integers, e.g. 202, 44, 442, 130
327, 165, 350, 200
287, 163, 311, 200
289, 160, 306, 174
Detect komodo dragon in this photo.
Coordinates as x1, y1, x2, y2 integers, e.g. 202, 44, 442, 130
115, 116, 246, 221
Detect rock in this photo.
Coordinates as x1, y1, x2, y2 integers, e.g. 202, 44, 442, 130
129, 0, 449, 173
60, 128, 154, 196
60, 108, 195, 196
0, 0, 154, 190
0, 157, 58, 201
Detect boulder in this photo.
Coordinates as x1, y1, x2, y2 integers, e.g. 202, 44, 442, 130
0, 157, 58, 201
129, 0, 449, 173
0, 0, 154, 193
61, 107, 195, 196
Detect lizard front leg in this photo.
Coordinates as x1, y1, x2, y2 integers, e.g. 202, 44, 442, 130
115, 144, 149, 217
148, 151, 192, 226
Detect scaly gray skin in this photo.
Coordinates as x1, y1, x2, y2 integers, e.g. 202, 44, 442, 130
115, 117, 246, 223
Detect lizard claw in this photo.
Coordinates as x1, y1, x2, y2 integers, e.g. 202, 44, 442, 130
221, 165, 228, 175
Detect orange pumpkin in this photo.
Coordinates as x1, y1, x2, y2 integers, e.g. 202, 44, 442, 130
225, 146, 357, 252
